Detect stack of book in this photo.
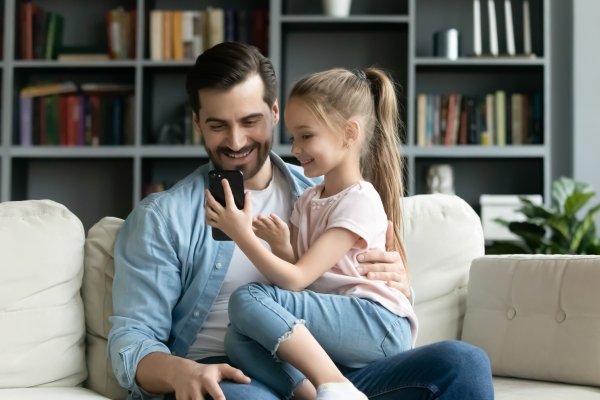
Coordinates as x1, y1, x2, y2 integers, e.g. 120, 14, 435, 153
416, 91, 542, 146
19, 1, 64, 60
19, 2, 136, 61
19, 82, 135, 146
149, 7, 268, 61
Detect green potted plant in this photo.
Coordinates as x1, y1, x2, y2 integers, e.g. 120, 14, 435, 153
490, 177, 600, 254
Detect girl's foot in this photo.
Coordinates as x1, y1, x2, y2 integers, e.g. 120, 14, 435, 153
316, 381, 368, 400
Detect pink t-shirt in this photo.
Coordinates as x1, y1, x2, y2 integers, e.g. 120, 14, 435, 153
290, 181, 418, 345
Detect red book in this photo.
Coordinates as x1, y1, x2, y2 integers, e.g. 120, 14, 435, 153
58, 95, 69, 145
20, 2, 41, 59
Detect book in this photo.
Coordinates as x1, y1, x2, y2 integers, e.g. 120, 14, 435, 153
487, 0, 499, 56
44, 95, 59, 145
207, 7, 225, 49
172, 11, 184, 60
523, 0, 532, 55
150, 10, 163, 61
20, 96, 33, 145
19, 1, 41, 59
485, 93, 495, 145
510, 93, 524, 145
57, 53, 110, 62
504, 0, 516, 55
473, 0, 482, 56
495, 90, 506, 146
163, 11, 173, 60
44, 12, 64, 60
182, 11, 195, 60
20, 81, 77, 97
416, 94, 427, 146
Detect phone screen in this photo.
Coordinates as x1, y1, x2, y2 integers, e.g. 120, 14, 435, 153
208, 169, 244, 240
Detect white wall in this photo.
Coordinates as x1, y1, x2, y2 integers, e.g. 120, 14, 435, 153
573, 0, 600, 202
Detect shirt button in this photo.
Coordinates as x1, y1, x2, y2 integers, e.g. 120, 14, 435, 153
215, 262, 222, 269
193, 311, 200, 317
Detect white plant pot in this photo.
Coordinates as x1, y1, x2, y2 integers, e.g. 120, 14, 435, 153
322, 0, 352, 17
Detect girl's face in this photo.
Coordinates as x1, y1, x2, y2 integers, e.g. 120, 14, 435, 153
284, 98, 347, 178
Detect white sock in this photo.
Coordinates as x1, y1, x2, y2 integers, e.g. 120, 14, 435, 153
316, 381, 368, 400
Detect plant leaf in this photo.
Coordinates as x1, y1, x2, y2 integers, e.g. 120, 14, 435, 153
546, 215, 571, 240
552, 177, 577, 213
487, 241, 529, 254
507, 222, 546, 252
564, 191, 595, 217
570, 203, 600, 252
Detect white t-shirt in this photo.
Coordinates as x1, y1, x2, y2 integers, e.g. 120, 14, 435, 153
290, 181, 418, 346
186, 167, 292, 360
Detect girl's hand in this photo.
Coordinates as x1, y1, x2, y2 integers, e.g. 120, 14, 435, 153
253, 213, 290, 248
205, 179, 253, 241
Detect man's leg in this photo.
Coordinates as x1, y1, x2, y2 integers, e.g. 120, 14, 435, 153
343, 340, 494, 400
202, 356, 281, 400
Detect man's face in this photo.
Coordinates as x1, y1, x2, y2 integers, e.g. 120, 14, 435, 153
196, 74, 279, 183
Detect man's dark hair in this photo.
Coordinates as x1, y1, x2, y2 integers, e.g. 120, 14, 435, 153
185, 42, 278, 114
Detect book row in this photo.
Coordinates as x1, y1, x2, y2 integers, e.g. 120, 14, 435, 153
19, 82, 134, 146
416, 91, 543, 146
149, 7, 269, 61
19, 2, 135, 61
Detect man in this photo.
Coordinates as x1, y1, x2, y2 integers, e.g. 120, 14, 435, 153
108, 42, 493, 400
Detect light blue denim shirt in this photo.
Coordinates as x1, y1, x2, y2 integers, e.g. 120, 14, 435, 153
108, 153, 316, 399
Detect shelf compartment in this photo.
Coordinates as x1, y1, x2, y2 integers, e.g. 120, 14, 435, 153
13, 67, 136, 146
15, 0, 137, 61
414, 157, 544, 213
283, 0, 408, 16
11, 157, 134, 229
415, 0, 544, 58
141, 156, 208, 198
281, 22, 409, 144
142, 68, 191, 145
144, 0, 269, 59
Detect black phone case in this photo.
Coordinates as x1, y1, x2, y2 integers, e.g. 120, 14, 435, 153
208, 170, 244, 241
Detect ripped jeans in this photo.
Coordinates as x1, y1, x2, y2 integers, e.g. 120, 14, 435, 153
224, 282, 412, 399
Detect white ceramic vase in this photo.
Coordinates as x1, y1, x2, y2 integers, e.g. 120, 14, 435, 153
322, 0, 352, 17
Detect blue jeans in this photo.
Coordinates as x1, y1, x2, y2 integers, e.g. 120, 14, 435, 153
224, 282, 413, 398
181, 340, 493, 400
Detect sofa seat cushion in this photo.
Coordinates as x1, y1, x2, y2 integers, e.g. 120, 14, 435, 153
403, 194, 484, 345
0, 387, 111, 399
0, 200, 87, 388
494, 377, 600, 400
463, 255, 600, 387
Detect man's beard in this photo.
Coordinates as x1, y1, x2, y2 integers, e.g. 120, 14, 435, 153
206, 138, 272, 181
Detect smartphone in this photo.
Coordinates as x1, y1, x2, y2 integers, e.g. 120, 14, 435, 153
208, 169, 245, 241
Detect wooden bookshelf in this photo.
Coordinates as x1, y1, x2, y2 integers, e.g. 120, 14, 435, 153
0, 0, 571, 229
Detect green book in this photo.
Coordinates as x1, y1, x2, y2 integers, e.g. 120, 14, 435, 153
45, 12, 64, 60
44, 95, 59, 145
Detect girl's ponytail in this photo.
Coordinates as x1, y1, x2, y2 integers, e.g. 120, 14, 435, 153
362, 68, 407, 267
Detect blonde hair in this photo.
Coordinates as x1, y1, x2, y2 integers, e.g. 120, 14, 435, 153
289, 67, 408, 267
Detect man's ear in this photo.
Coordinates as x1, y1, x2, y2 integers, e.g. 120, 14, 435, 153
272, 99, 280, 125
344, 119, 360, 147
192, 112, 204, 144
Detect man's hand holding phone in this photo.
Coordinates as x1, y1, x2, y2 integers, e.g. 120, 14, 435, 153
205, 170, 252, 242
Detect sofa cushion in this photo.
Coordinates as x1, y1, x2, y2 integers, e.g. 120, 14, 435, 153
0, 200, 87, 388
493, 377, 600, 400
463, 255, 600, 387
82, 217, 127, 400
403, 194, 484, 345
0, 387, 111, 399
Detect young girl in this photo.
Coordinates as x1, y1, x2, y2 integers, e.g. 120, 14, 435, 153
205, 67, 417, 400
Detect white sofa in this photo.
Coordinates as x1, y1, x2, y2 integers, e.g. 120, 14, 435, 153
1, 195, 599, 399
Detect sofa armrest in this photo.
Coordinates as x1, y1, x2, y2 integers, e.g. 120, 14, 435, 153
403, 194, 484, 345
462, 255, 600, 387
